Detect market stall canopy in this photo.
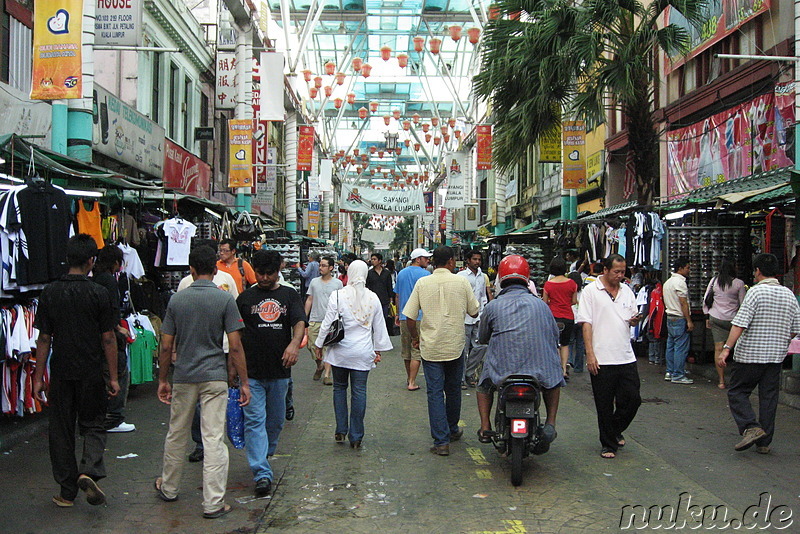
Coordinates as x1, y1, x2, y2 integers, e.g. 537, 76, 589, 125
660, 167, 792, 211
0, 134, 163, 191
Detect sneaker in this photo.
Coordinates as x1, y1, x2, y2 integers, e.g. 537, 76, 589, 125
664, 373, 672, 381
77, 474, 106, 506
313, 368, 323, 381
322, 376, 333, 386
106, 422, 136, 433
671, 377, 694, 384
285, 405, 295, 421
188, 448, 204, 462
254, 478, 271, 498
735, 427, 766, 451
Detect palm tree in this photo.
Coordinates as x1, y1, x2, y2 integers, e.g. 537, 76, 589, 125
389, 216, 414, 256
474, 0, 706, 205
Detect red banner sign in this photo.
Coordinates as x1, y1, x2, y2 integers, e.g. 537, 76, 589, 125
298, 125, 314, 171
163, 139, 211, 199
476, 125, 492, 170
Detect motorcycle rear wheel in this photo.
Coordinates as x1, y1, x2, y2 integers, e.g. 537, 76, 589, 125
510, 437, 524, 486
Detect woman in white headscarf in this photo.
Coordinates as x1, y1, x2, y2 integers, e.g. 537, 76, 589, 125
315, 260, 392, 448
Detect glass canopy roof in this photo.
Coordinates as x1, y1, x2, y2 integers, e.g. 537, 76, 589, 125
263, 0, 489, 181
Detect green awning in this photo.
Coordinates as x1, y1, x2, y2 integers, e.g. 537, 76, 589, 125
510, 221, 538, 233
580, 200, 638, 220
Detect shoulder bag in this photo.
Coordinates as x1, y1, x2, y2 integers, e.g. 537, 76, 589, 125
704, 277, 716, 310
323, 291, 345, 346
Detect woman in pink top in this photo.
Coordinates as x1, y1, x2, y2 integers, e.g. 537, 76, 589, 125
543, 256, 579, 379
702, 259, 746, 389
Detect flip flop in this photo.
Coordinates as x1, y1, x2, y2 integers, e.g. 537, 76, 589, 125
203, 503, 232, 519
52, 495, 74, 508
616, 434, 625, 447
154, 477, 178, 502
476, 429, 494, 443
600, 447, 616, 459
407, 385, 420, 391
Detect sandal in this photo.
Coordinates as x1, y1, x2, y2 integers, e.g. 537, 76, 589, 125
616, 434, 625, 447
203, 503, 232, 519
154, 477, 178, 502
476, 429, 493, 443
52, 495, 74, 508
600, 447, 616, 459
717, 383, 726, 389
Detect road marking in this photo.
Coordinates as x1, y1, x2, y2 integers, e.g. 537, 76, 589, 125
466, 447, 489, 465
472, 520, 527, 533
475, 469, 492, 479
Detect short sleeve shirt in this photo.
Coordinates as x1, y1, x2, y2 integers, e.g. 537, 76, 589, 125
395, 266, 430, 320
731, 279, 800, 363
34, 274, 117, 380
543, 279, 578, 320
162, 279, 244, 383
307, 276, 343, 322
575, 277, 637, 365
163, 219, 197, 266
663, 272, 689, 316
237, 285, 308, 380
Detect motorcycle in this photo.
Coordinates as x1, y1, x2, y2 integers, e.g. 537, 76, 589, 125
489, 374, 549, 486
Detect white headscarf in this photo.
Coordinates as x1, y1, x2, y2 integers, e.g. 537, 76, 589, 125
343, 260, 374, 328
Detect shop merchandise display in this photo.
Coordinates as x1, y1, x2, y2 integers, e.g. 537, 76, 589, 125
504, 242, 553, 289
1, 302, 42, 416
261, 243, 302, 292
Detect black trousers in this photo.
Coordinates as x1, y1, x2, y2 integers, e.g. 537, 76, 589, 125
727, 361, 781, 447
589, 361, 641, 451
48, 376, 108, 500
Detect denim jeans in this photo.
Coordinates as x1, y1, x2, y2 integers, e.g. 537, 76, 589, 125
422, 357, 464, 446
462, 322, 482, 381
648, 336, 665, 365
665, 317, 690, 379
243, 377, 290, 483
568, 326, 585, 372
331, 366, 370, 443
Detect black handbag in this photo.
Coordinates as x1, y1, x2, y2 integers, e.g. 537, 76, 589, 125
323, 291, 345, 346
233, 211, 263, 241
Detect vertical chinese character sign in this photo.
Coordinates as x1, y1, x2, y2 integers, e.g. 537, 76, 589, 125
216, 52, 237, 109
31, 0, 83, 99
562, 121, 586, 189
228, 119, 252, 188
476, 125, 492, 170
297, 126, 314, 171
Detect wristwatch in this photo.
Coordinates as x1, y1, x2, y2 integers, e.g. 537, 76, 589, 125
723, 344, 733, 351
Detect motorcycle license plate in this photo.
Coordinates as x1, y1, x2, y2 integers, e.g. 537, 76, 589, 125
511, 419, 528, 436
505, 402, 535, 418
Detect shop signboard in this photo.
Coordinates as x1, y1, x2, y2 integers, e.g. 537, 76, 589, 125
163, 138, 211, 198
586, 150, 604, 182
95, 0, 142, 46
93, 84, 165, 177
562, 121, 586, 189
476, 125, 492, 170
341, 183, 425, 216
666, 83, 795, 199
664, 0, 771, 74
330, 217, 339, 240
31, 0, 83, 100
254, 146, 277, 216
0, 85, 52, 147
444, 152, 466, 209
215, 52, 237, 109
539, 126, 561, 163
228, 119, 252, 188
308, 200, 320, 238
297, 125, 314, 171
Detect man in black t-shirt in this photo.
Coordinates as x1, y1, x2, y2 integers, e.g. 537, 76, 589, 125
237, 250, 307, 498
366, 252, 394, 332
33, 234, 120, 508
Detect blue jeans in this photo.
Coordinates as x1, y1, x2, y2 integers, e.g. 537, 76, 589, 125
422, 357, 464, 446
568, 326, 585, 372
331, 366, 370, 443
648, 336, 665, 364
665, 317, 690, 379
243, 377, 290, 483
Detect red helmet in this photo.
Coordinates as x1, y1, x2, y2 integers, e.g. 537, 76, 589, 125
498, 255, 530, 284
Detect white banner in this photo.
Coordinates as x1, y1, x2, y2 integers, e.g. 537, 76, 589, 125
255, 147, 277, 216
319, 158, 333, 192
93, 84, 164, 177
259, 52, 285, 121
341, 183, 425, 216
444, 152, 466, 208
308, 173, 320, 201
216, 52, 237, 109
95, 0, 142, 46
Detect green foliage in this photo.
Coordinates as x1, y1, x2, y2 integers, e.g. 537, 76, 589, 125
389, 217, 415, 254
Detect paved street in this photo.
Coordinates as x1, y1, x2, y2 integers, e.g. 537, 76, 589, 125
2, 342, 799, 533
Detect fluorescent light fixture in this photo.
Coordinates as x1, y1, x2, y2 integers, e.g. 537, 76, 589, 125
63, 188, 104, 197
664, 208, 697, 221
204, 207, 223, 218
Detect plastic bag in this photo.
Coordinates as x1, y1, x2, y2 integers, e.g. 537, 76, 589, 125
226, 387, 245, 449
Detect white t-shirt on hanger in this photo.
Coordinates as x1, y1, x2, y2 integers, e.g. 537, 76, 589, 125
163, 218, 197, 266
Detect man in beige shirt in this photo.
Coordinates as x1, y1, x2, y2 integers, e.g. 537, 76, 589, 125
404, 246, 479, 456
662, 257, 694, 384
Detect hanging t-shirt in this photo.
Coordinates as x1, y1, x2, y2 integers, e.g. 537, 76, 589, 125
118, 243, 146, 279
162, 218, 196, 266
76, 200, 104, 249
129, 325, 158, 385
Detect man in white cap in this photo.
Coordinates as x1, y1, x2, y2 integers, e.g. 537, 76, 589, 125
393, 248, 432, 391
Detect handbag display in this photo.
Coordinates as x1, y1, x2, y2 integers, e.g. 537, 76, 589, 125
323, 291, 345, 346
233, 211, 263, 241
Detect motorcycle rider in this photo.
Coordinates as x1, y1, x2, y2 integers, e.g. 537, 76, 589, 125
476, 255, 564, 448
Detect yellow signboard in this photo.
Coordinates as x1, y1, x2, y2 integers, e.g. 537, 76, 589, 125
539, 126, 561, 163
31, 0, 83, 99
228, 119, 253, 188
562, 121, 586, 189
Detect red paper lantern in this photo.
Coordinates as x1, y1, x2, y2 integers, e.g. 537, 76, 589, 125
448, 118, 456, 128
309, 87, 318, 98
341, 160, 348, 168
402, 170, 408, 177
324, 86, 333, 97
444, 133, 451, 143
334, 97, 343, 109
425, 133, 432, 142
335, 72, 346, 85
314, 76, 323, 89
413, 36, 425, 52
324, 61, 335, 76
353, 148, 360, 156
369, 145, 377, 154
414, 143, 421, 151
380, 46, 392, 61
387, 186, 392, 190
383, 115, 391, 126
402, 120, 411, 131
397, 53, 409, 68
454, 129, 462, 139
414, 179, 419, 186
406, 177, 412, 184
369, 101, 379, 113
361, 154, 368, 162
302, 69, 313, 83
412, 113, 421, 124
395, 147, 402, 155
449, 26, 462, 41
441, 125, 448, 135
431, 116, 440, 127
429, 38, 442, 55
377, 165, 382, 172
358, 106, 368, 119
393, 109, 401, 120
422, 123, 430, 133
378, 150, 385, 158
404, 139, 411, 147
433, 136, 441, 145
357, 166, 363, 173
352, 57, 363, 71
347, 92, 356, 105
371, 184, 376, 189
468, 27, 481, 45
361, 63, 372, 78
370, 168, 376, 175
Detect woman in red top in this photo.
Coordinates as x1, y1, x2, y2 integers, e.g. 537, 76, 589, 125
542, 256, 579, 380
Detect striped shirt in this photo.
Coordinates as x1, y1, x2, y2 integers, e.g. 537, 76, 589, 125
731, 278, 800, 364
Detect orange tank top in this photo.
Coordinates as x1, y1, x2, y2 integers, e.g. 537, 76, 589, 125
76, 199, 104, 248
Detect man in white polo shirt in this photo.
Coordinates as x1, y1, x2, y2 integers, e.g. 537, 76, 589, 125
576, 254, 642, 459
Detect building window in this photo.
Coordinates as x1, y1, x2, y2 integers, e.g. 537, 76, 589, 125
169, 63, 179, 139
0, 3, 32, 94
151, 51, 160, 123
183, 77, 192, 148
0, 7, 9, 85
200, 92, 209, 163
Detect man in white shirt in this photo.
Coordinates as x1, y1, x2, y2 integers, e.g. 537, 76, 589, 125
305, 256, 343, 385
662, 257, 694, 384
457, 249, 492, 387
576, 254, 642, 459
